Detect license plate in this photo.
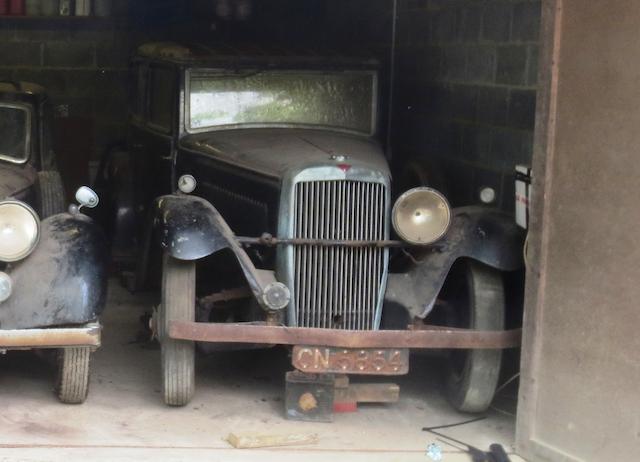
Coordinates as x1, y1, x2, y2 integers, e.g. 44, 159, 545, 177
292, 346, 409, 375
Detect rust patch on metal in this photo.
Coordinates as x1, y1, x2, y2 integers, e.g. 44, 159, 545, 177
169, 321, 522, 349
292, 346, 409, 375
237, 234, 406, 248
199, 287, 252, 306
298, 392, 318, 411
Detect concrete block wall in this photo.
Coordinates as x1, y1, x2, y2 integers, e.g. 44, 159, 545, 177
0, 18, 130, 169
393, 0, 540, 212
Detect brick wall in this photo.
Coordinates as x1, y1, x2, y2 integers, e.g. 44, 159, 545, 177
393, 0, 540, 212
0, 0, 540, 210
0, 8, 130, 186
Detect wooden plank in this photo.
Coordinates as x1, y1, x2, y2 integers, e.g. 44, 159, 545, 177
335, 383, 400, 403
226, 432, 319, 449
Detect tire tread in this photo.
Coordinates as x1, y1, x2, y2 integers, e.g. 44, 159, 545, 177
56, 347, 91, 404
160, 255, 196, 406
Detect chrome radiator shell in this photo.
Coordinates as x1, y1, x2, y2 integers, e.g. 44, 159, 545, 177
277, 166, 390, 330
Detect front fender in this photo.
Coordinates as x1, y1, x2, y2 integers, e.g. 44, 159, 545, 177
155, 194, 236, 261
385, 206, 524, 319
154, 194, 288, 310
0, 214, 108, 330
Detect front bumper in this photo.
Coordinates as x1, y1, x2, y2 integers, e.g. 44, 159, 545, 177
169, 321, 521, 350
0, 322, 101, 350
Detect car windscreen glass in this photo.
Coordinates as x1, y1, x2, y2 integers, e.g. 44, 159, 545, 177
0, 105, 29, 163
188, 70, 376, 135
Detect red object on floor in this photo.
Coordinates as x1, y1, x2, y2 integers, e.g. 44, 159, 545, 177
333, 402, 358, 413
8, 0, 25, 15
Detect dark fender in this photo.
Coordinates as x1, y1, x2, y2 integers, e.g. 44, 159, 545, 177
154, 194, 280, 307
0, 214, 108, 330
385, 206, 524, 319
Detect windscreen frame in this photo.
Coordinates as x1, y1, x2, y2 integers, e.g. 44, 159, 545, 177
184, 68, 379, 137
0, 102, 32, 165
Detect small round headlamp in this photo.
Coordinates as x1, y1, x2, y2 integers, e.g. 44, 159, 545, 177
392, 187, 451, 245
178, 174, 197, 194
0, 201, 40, 262
262, 282, 290, 311
0, 272, 12, 303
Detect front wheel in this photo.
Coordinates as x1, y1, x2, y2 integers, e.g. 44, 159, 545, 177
158, 254, 196, 406
56, 347, 91, 404
440, 260, 505, 413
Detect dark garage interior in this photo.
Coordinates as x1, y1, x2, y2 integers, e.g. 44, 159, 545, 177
0, 1, 637, 461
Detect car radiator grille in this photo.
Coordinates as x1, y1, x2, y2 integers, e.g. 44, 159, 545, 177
292, 180, 387, 330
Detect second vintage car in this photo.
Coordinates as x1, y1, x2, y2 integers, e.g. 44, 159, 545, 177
0, 81, 107, 404
100, 43, 523, 419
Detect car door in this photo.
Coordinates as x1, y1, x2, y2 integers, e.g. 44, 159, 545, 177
135, 64, 177, 207
124, 63, 178, 269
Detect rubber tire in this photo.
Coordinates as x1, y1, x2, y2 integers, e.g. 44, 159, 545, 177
56, 347, 91, 404
159, 254, 196, 406
443, 260, 505, 413
37, 171, 66, 218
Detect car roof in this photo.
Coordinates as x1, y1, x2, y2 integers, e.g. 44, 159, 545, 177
0, 81, 47, 103
135, 42, 379, 70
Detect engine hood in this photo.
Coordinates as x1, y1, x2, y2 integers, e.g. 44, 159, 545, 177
180, 128, 390, 180
0, 162, 37, 200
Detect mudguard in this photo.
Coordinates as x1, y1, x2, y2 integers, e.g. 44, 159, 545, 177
385, 206, 524, 319
154, 194, 283, 309
0, 214, 108, 330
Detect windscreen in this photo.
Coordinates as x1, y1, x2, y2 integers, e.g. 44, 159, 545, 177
188, 70, 376, 134
0, 105, 29, 162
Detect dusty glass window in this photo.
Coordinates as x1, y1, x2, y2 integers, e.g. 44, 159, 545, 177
0, 105, 29, 163
188, 71, 376, 134
148, 66, 175, 131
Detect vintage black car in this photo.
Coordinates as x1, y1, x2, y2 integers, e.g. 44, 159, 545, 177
101, 43, 523, 418
0, 81, 107, 404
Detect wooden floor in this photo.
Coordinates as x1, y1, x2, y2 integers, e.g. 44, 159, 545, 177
0, 281, 524, 461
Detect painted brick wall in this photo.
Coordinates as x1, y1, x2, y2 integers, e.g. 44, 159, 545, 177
0, 15, 130, 173
393, 0, 540, 212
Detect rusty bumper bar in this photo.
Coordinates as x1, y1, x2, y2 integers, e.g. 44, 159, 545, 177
0, 322, 101, 350
168, 321, 521, 349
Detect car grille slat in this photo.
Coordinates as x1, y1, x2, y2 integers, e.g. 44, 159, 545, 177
293, 180, 387, 330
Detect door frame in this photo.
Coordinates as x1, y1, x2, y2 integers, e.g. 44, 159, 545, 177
515, 0, 566, 459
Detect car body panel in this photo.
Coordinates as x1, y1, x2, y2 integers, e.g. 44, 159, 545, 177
155, 193, 280, 310
180, 128, 389, 181
0, 214, 108, 330
385, 206, 524, 319
0, 163, 37, 199
0, 83, 108, 333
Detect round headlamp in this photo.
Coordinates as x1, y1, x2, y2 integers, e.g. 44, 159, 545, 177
0, 201, 40, 262
392, 187, 451, 245
0, 272, 12, 303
